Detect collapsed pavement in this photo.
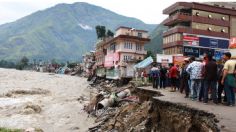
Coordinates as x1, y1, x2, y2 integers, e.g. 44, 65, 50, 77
84, 79, 219, 132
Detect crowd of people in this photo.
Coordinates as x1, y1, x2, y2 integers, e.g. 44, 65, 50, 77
149, 52, 236, 106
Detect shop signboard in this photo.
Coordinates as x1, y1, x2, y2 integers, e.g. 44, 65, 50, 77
230, 37, 236, 49
209, 39, 218, 48
104, 54, 114, 67
183, 35, 199, 46
156, 54, 173, 63
199, 37, 229, 49
173, 56, 186, 66
183, 46, 200, 57
229, 37, 236, 59
156, 54, 173, 67
104, 52, 119, 67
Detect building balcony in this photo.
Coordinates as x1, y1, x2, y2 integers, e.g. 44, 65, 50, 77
162, 12, 192, 26
163, 41, 183, 49
162, 12, 230, 27
116, 48, 147, 55
192, 16, 230, 27
135, 50, 147, 55
163, 26, 229, 38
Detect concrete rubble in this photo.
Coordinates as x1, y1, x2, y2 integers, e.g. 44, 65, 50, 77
84, 79, 220, 132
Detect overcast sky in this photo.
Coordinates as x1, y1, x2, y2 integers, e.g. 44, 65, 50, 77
0, 0, 228, 25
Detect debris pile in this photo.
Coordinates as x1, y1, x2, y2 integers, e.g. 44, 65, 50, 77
84, 79, 220, 132
84, 78, 155, 131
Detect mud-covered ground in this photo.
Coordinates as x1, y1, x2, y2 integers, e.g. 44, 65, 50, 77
0, 68, 94, 132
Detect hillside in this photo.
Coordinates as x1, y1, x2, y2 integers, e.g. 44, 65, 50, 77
0, 2, 156, 61
144, 24, 167, 54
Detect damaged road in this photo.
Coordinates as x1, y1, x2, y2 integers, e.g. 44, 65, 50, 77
84, 80, 220, 132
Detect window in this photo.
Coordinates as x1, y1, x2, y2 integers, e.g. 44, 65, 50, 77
138, 32, 142, 38
124, 41, 132, 49
109, 43, 115, 51
136, 44, 142, 51
123, 55, 132, 61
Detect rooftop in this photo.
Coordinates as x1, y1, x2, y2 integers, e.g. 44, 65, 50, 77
163, 2, 236, 16
115, 26, 148, 33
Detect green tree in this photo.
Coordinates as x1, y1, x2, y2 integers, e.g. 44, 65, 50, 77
95, 25, 106, 39
95, 25, 101, 38
145, 50, 156, 60
106, 30, 114, 37
16, 56, 29, 70
0, 60, 16, 68
20, 56, 29, 66
100, 26, 106, 38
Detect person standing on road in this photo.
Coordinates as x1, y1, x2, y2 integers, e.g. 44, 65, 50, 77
151, 63, 160, 89
186, 56, 203, 101
199, 56, 207, 102
221, 52, 236, 106
141, 70, 144, 82
203, 54, 218, 104
160, 66, 167, 89
217, 62, 227, 103
176, 64, 181, 90
143, 70, 148, 83
169, 64, 178, 92
180, 58, 190, 98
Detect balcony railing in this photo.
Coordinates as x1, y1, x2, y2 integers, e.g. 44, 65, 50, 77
163, 12, 191, 25
163, 26, 229, 38
163, 25, 189, 33
163, 12, 230, 27
116, 48, 147, 54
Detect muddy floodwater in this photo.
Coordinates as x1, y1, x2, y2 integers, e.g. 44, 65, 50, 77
0, 68, 94, 132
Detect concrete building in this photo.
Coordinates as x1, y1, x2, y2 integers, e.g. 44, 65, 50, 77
95, 26, 150, 79
109, 27, 149, 63
82, 51, 95, 77
162, 2, 236, 58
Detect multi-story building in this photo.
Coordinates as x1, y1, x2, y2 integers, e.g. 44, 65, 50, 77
108, 27, 150, 63
162, 2, 236, 58
82, 51, 95, 77
95, 26, 150, 79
